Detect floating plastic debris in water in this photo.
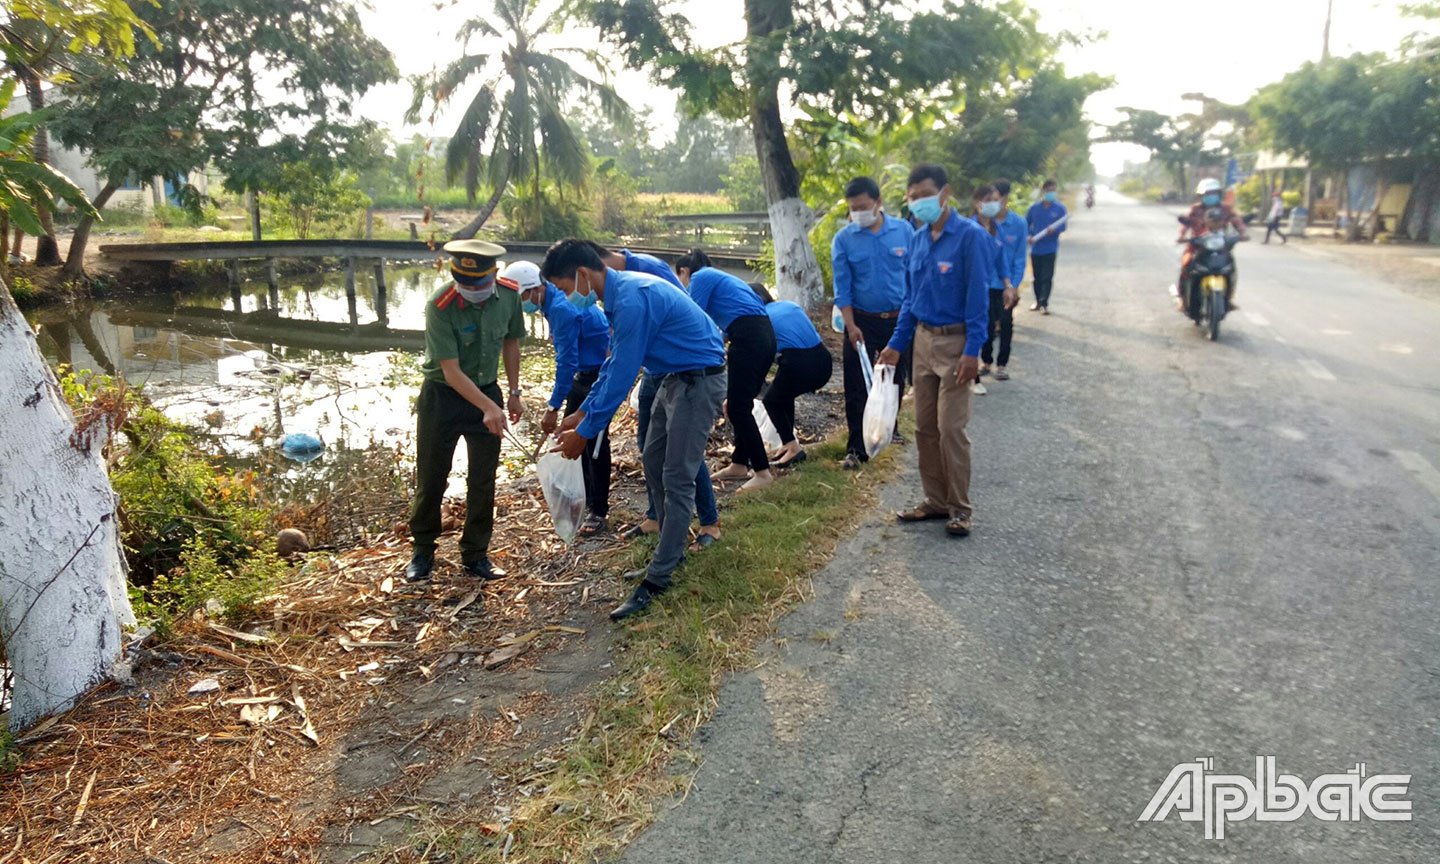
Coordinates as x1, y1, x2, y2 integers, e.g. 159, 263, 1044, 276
281, 432, 324, 463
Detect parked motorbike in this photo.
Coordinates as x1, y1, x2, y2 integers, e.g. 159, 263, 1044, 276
1176, 214, 1242, 341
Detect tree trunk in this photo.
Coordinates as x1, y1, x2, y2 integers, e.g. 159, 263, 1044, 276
250, 190, 262, 241
451, 178, 508, 240
21, 72, 62, 267
0, 280, 135, 732
61, 182, 120, 281
744, 0, 823, 308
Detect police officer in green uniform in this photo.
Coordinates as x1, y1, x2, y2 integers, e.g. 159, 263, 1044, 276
406, 239, 526, 582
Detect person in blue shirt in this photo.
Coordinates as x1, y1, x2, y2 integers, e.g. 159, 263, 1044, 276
675, 249, 778, 492
877, 163, 991, 539
1025, 178, 1068, 314
757, 292, 832, 468
831, 175, 913, 470
987, 179, 1028, 380
968, 184, 1022, 393
584, 243, 721, 550
544, 239, 728, 621
500, 261, 613, 536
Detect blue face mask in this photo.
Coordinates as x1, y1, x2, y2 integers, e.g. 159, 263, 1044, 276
522, 299, 540, 314
1044, 191, 1058, 203
909, 194, 943, 224
1202, 193, 1221, 206
979, 201, 1001, 219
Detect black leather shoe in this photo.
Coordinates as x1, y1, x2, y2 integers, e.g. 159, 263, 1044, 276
462, 556, 506, 580
610, 583, 660, 621
405, 553, 434, 583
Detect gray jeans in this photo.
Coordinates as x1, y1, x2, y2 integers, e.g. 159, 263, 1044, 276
642, 369, 727, 589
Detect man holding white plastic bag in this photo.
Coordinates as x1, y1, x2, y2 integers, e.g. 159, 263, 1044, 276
831, 176, 911, 471
542, 239, 728, 621
500, 261, 613, 537
877, 164, 992, 538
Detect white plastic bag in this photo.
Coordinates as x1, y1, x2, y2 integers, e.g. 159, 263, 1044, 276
831, 304, 844, 333
537, 448, 587, 543
753, 399, 783, 451
862, 363, 898, 460
856, 339, 873, 394
628, 383, 642, 414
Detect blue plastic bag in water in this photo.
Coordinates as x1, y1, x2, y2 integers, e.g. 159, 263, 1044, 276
281, 432, 324, 463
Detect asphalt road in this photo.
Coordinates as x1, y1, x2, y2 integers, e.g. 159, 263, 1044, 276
621, 192, 1440, 863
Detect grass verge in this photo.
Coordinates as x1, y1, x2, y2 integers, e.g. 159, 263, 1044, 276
427, 420, 910, 861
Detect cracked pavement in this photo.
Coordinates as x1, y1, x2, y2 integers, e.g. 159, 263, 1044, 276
620, 194, 1440, 863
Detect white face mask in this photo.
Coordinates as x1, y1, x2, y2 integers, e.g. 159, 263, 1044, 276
851, 208, 879, 228
455, 284, 495, 304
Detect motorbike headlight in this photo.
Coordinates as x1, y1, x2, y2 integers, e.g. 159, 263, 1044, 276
1204, 235, 1226, 251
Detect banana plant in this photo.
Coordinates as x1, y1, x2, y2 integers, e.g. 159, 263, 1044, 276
0, 78, 96, 238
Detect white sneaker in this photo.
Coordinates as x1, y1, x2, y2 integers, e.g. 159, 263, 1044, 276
971, 381, 987, 395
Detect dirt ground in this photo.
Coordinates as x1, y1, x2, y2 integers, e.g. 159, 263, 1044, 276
1287, 232, 1440, 301
2, 374, 845, 864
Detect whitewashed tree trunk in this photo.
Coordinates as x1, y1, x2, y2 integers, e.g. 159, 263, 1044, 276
0, 280, 134, 732
768, 197, 823, 307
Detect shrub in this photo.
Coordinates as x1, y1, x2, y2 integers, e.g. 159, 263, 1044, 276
58, 369, 282, 632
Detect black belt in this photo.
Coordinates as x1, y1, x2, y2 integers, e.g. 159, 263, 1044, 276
669, 363, 726, 380
854, 308, 901, 320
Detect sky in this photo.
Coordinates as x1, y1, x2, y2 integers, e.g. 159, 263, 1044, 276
355, 0, 1429, 178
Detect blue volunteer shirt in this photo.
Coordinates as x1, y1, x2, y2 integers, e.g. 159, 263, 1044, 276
766, 301, 822, 351
576, 269, 727, 439
887, 209, 993, 358
685, 267, 767, 333
830, 215, 911, 313
541, 284, 609, 411
1026, 200, 1068, 255
623, 249, 683, 288
996, 210, 1028, 288
968, 215, 1005, 291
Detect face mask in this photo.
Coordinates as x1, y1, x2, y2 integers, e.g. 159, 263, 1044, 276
522, 298, 540, 314
851, 208, 878, 228
1044, 191, 1058, 203
455, 284, 494, 304
979, 201, 1001, 219
568, 272, 598, 309
1201, 193, 1220, 206
909, 194, 943, 225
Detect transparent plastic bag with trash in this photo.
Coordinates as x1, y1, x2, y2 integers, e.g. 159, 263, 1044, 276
753, 399, 783, 451
831, 304, 845, 333
536, 448, 587, 543
862, 363, 898, 460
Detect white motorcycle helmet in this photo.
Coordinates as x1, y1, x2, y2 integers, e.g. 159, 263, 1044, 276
1196, 178, 1223, 196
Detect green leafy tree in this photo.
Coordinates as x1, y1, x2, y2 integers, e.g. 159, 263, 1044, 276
271, 161, 370, 240
0, 0, 153, 264
578, 0, 1053, 306
408, 0, 632, 239
0, 79, 95, 259
1251, 53, 1432, 239
50, 0, 395, 277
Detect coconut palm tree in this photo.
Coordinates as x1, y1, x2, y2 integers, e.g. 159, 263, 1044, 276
408, 0, 632, 239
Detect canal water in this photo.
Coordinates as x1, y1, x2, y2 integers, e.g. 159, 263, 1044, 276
27, 256, 760, 491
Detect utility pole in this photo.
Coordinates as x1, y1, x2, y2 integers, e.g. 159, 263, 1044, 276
1322, 0, 1333, 61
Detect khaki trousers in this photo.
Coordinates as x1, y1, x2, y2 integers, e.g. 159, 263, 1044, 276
912, 324, 973, 519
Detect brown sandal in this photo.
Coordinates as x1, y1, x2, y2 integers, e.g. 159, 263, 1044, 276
895, 505, 948, 523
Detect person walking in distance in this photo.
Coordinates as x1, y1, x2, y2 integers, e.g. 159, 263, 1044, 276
830, 175, 912, 470
969, 184, 1020, 393
989, 178, 1028, 380
1264, 191, 1288, 244
877, 163, 992, 538
1026, 178, 1067, 315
